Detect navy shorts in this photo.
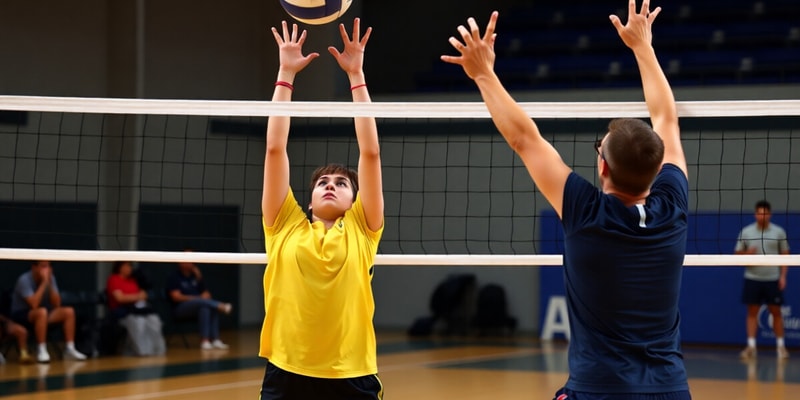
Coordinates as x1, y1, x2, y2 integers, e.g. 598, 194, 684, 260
10, 309, 30, 327
741, 278, 784, 305
553, 388, 692, 400
260, 360, 383, 400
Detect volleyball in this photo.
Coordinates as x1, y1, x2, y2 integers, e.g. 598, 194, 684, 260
279, 0, 353, 25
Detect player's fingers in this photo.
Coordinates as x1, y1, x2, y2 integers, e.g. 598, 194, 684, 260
290, 23, 298, 42
457, 25, 473, 46
360, 26, 372, 46
448, 36, 466, 53
440, 55, 462, 65
649, 6, 662, 22
627, 0, 636, 18
298, 29, 308, 46
467, 17, 481, 41
483, 11, 499, 42
351, 17, 361, 42
338, 22, 351, 43
641, 0, 651, 16
609, 15, 623, 32
281, 20, 290, 41
271, 27, 283, 44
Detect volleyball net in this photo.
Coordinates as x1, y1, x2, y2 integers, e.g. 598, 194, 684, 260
1, 96, 800, 266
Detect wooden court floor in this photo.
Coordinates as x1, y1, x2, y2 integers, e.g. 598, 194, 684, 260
1, 329, 798, 399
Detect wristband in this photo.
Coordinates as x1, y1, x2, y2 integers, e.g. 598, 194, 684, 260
350, 83, 367, 91
275, 81, 294, 91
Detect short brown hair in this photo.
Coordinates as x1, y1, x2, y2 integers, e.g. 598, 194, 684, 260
308, 163, 359, 201
604, 118, 664, 195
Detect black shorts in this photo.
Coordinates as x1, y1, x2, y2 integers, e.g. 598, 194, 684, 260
741, 278, 784, 305
260, 360, 383, 400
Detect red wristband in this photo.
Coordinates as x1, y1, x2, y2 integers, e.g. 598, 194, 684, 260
350, 83, 367, 91
275, 81, 294, 91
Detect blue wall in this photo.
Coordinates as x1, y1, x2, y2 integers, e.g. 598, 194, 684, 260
539, 211, 800, 346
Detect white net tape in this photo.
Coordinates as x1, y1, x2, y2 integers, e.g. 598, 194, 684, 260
0, 248, 798, 266
2, 95, 800, 118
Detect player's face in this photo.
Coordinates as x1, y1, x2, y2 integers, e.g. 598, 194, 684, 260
310, 174, 355, 221
178, 261, 194, 274
32, 260, 51, 281
119, 262, 133, 277
755, 207, 771, 227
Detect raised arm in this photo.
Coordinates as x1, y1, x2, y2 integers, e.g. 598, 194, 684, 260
262, 22, 319, 226
441, 12, 572, 217
24, 277, 49, 309
328, 18, 383, 231
23, 265, 53, 309
611, 0, 686, 176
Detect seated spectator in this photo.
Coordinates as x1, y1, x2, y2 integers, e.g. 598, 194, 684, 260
10, 260, 87, 362
106, 261, 165, 356
106, 261, 150, 319
166, 255, 232, 350
0, 314, 34, 364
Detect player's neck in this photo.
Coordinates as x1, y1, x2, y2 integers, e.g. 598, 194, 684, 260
602, 183, 649, 207
311, 216, 336, 231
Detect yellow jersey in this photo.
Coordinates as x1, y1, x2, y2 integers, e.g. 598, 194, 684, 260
260, 189, 383, 378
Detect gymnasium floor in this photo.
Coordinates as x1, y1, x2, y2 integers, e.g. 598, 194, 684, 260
0, 329, 798, 400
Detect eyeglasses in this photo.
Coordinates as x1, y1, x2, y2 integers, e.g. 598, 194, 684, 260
594, 138, 609, 164
594, 138, 603, 155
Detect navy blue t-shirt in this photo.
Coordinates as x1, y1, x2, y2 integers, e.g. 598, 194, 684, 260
166, 271, 207, 303
561, 164, 689, 393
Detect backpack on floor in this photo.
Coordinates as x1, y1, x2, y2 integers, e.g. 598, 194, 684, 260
473, 283, 517, 336
408, 274, 477, 336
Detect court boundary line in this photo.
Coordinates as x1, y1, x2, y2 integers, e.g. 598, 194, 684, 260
95, 347, 543, 400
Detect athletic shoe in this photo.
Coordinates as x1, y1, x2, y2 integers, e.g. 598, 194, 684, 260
212, 339, 229, 350
777, 346, 790, 359
201, 341, 214, 350
37, 348, 51, 363
18, 349, 34, 365
739, 346, 756, 360
64, 347, 87, 361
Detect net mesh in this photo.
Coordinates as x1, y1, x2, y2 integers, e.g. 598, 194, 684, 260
1, 96, 799, 265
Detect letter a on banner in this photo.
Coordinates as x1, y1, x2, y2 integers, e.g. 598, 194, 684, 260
541, 296, 570, 341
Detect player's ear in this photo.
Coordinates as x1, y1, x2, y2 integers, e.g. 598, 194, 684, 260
599, 158, 611, 177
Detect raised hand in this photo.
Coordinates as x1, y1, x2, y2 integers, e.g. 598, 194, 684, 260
609, 0, 661, 50
440, 12, 499, 81
328, 18, 372, 76
271, 21, 319, 76
40, 265, 52, 285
